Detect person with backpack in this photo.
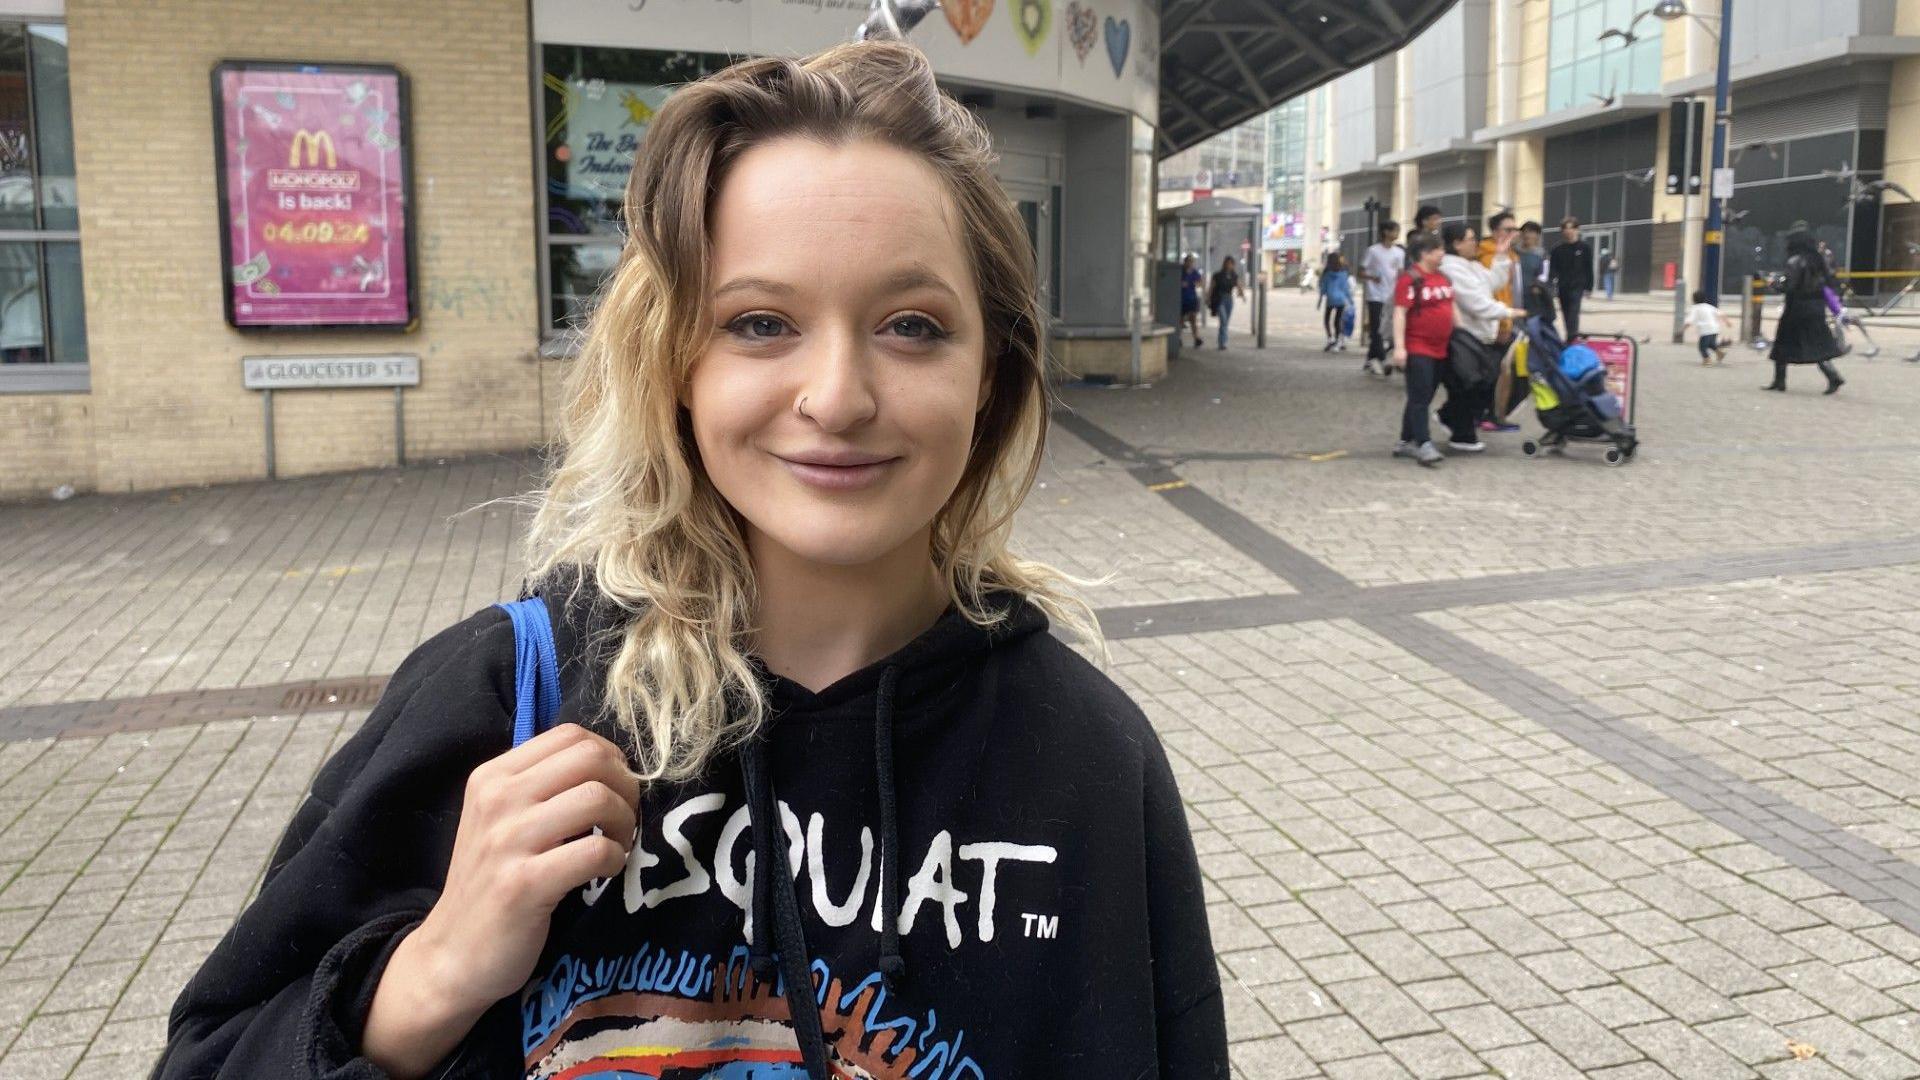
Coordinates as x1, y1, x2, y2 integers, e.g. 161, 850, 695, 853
1440, 221, 1526, 454
155, 41, 1227, 1080
1318, 251, 1354, 351
1208, 255, 1246, 349
1391, 232, 1455, 467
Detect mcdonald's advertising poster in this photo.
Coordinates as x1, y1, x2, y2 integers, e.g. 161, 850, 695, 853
212, 62, 416, 329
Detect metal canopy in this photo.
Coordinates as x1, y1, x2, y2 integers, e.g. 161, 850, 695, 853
1157, 0, 1457, 156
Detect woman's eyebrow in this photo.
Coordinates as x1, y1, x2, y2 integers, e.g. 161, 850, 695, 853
711, 267, 962, 303
712, 276, 795, 300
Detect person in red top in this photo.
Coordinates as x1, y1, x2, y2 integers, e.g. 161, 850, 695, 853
1391, 231, 1456, 467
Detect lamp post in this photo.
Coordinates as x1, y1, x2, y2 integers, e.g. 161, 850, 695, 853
1650, 0, 1731, 296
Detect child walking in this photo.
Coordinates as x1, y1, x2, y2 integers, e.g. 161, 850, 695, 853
1319, 252, 1354, 351
1686, 289, 1729, 364
1391, 232, 1456, 468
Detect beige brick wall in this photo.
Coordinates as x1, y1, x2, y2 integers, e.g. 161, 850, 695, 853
0, 395, 93, 499
11, 0, 541, 496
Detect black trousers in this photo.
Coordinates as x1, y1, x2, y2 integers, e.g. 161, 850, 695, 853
1365, 300, 1387, 358
1401, 356, 1479, 445
1324, 303, 1347, 337
1557, 287, 1584, 339
1770, 359, 1843, 388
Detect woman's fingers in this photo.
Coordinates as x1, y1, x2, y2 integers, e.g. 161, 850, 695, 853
531, 831, 633, 899
513, 729, 641, 809
522, 780, 639, 854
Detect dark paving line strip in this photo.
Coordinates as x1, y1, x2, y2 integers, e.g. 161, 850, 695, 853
1059, 408, 1920, 932
1053, 408, 1355, 594
1362, 611, 1920, 936
1098, 534, 1920, 640
0, 675, 386, 741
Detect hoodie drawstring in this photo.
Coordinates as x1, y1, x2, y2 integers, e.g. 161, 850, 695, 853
742, 736, 831, 1079
739, 660, 907, 1080
874, 664, 906, 987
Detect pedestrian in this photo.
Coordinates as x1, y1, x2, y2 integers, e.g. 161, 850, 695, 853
1515, 220, 1554, 326
1360, 220, 1404, 376
1548, 216, 1593, 339
1209, 255, 1246, 349
1686, 289, 1729, 364
1477, 211, 1522, 433
1410, 204, 1443, 244
1439, 220, 1525, 454
1391, 231, 1454, 468
1763, 230, 1846, 394
1179, 253, 1205, 348
1319, 251, 1354, 352
1602, 252, 1618, 300
154, 41, 1228, 1080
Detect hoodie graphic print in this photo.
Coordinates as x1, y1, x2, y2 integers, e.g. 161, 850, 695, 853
154, 585, 1227, 1080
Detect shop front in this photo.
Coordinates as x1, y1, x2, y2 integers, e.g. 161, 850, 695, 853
532, 0, 1164, 379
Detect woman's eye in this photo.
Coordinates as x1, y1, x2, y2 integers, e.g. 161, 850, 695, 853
887, 315, 948, 341
727, 314, 789, 339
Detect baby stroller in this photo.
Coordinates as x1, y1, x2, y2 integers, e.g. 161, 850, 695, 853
1516, 317, 1639, 466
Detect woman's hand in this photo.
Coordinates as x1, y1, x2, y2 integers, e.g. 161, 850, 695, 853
364, 723, 639, 1078
1390, 346, 1408, 369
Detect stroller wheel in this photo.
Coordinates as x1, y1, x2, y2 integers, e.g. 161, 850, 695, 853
1522, 440, 1539, 456
1604, 447, 1625, 467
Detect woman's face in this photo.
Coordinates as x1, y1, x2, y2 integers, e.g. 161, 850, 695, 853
685, 137, 991, 571
1453, 230, 1478, 258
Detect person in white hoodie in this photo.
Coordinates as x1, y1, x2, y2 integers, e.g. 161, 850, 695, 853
1437, 221, 1525, 452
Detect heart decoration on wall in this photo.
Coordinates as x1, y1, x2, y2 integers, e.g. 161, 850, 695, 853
1013, 0, 1051, 55
944, 0, 994, 45
1067, 1, 1097, 64
1104, 15, 1130, 78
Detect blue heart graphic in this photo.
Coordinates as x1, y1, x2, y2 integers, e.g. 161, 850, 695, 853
1104, 16, 1130, 77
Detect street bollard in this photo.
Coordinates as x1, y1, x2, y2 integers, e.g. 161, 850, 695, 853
1129, 295, 1143, 386
1671, 279, 1687, 344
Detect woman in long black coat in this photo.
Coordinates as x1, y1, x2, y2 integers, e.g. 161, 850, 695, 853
1764, 231, 1845, 394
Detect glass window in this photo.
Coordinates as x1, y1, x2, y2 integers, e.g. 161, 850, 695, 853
0, 21, 86, 377
538, 45, 734, 336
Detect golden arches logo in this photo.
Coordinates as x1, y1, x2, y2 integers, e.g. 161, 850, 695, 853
288, 130, 337, 169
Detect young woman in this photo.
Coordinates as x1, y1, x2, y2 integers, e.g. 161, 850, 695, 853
156, 42, 1226, 1080
1318, 251, 1353, 352
1179, 252, 1205, 348
1391, 232, 1455, 468
1208, 255, 1247, 349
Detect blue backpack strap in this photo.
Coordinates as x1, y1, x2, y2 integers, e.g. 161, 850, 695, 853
495, 596, 562, 748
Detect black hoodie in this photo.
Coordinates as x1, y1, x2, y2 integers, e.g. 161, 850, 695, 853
154, 584, 1227, 1079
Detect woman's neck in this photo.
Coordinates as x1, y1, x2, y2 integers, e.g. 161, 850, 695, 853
748, 528, 949, 693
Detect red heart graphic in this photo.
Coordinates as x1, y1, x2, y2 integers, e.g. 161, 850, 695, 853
945, 0, 994, 44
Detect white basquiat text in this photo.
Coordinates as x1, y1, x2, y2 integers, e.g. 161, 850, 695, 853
582, 792, 1057, 950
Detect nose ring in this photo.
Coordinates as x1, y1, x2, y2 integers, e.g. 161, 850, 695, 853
796, 395, 810, 418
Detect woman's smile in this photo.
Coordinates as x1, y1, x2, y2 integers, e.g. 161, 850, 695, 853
773, 449, 900, 492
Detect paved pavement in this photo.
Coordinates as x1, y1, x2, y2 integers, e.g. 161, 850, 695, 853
3, 289, 1920, 1077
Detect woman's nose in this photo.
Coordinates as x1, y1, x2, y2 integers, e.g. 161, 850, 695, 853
795, 330, 878, 432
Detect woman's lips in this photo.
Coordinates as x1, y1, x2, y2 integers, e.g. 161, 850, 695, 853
776, 455, 898, 492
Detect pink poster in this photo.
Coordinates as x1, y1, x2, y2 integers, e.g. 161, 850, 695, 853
1584, 336, 1638, 424
214, 63, 414, 328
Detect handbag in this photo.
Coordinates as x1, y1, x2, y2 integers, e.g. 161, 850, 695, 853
496, 595, 562, 747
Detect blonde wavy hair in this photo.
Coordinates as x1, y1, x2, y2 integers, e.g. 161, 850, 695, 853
526, 40, 1101, 782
